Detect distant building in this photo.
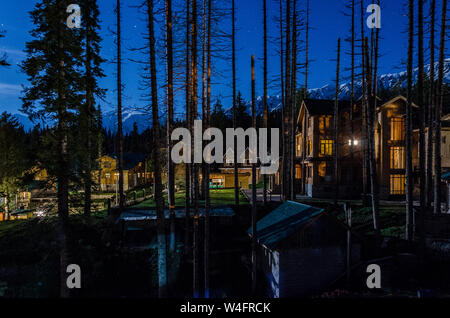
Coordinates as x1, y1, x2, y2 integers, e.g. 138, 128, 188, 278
289, 95, 445, 200
94, 153, 151, 192
248, 201, 360, 298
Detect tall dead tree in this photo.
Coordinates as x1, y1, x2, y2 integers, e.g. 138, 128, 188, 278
349, 0, 355, 189
290, 0, 298, 201
283, 0, 291, 201
334, 38, 340, 205
360, 0, 368, 203
251, 54, 258, 295
406, 0, 414, 240
165, 0, 176, 253
116, 0, 124, 210
263, 0, 268, 204
418, 0, 426, 240
232, 0, 239, 207
204, 0, 212, 298
191, 0, 200, 298
184, 0, 191, 256
279, 0, 285, 199
364, 37, 381, 243
301, 0, 310, 195
146, 0, 167, 298
434, 0, 448, 214
426, 0, 436, 209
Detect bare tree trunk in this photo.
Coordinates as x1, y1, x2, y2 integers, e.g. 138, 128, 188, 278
427, 0, 436, 210
191, 0, 200, 298
364, 37, 381, 243
232, 0, 239, 207
434, 0, 447, 214
147, 0, 167, 298
284, 0, 291, 201
263, 0, 268, 205
418, 0, 426, 243
360, 0, 368, 202
349, 0, 355, 192
251, 55, 258, 295
165, 0, 176, 253
279, 0, 285, 199
290, 0, 297, 201
334, 38, 340, 205
116, 0, 124, 210
301, 0, 310, 195
204, 0, 212, 298
3, 195, 9, 220
184, 0, 191, 256
406, 0, 414, 240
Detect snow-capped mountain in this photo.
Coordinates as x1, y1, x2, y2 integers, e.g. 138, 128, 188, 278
12, 59, 450, 132
101, 108, 152, 134
308, 59, 450, 100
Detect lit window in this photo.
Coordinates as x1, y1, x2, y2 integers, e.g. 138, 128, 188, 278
390, 117, 405, 141
319, 116, 331, 130
390, 174, 406, 195
105, 173, 110, 179
320, 140, 333, 156
390, 147, 405, 169
307, 139, 312, 156
295, 164, 302, 179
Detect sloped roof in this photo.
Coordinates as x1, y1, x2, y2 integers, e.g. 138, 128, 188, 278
303, 99, 351, 116
107, 153, 148, 170
248, 201, 324, 250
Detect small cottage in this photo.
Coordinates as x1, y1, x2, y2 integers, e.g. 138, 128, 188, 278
248, 201, 360, 298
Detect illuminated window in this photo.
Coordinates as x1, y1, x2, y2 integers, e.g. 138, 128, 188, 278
296, 136, 302, 156
105, 173, 110, 179
320, 140, 333, 156
390, 147, 405, 169
390, 117, 405, 141
307, 139, 312, 156
295, 164, 302, 179
318, 162, 333, 179
319, 116, 331, 130
390, 174, 406, 195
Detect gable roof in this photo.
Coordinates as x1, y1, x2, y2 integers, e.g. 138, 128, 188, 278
107, 153, 148, 170
248, 201, 324, 250
303, 99, 351, 116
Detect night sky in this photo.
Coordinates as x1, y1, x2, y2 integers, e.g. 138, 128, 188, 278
0, 0, 415, 117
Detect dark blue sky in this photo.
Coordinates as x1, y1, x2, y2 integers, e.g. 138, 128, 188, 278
0, 0, 413, 116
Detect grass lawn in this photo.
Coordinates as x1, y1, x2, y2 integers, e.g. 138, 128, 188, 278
335, 204, 406, 238
133, 188, 248, 208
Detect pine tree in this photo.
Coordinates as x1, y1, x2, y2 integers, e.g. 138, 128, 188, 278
0, 113, 27, 221
21, 0, 84, 297
79, 0, 105, 217
0, 30, 10, 67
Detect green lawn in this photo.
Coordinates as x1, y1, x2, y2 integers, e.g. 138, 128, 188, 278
133, 188, 248, 208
